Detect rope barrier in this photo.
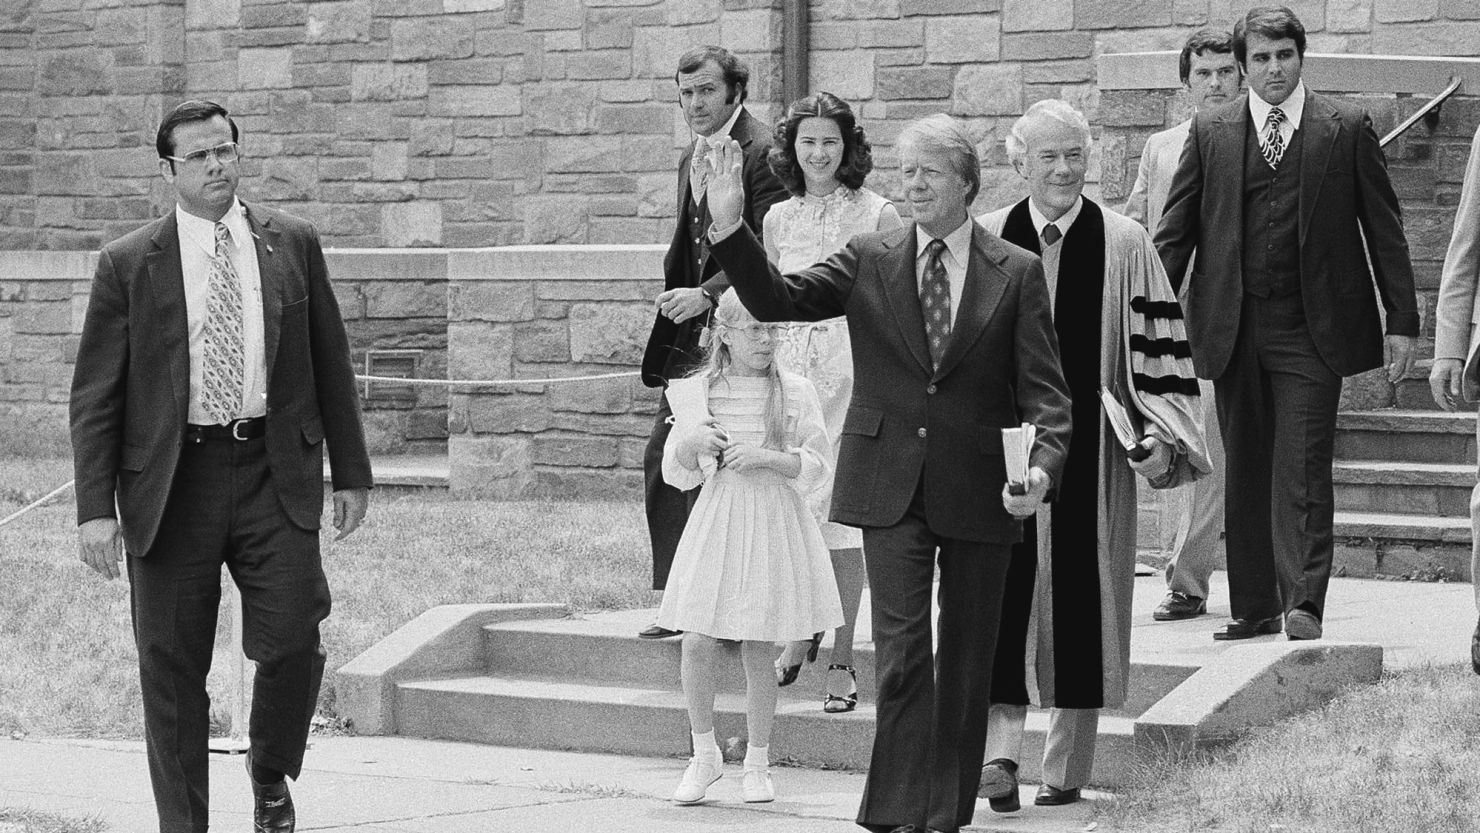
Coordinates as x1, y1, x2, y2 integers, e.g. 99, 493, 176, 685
356, 371, 639, 387
0, 479, 73, 529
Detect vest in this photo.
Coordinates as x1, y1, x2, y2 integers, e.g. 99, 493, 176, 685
1242, 116, 1304, 298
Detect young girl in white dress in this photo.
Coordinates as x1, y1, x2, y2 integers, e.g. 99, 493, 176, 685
655, 290, 844, 806
763, 92, 903, 712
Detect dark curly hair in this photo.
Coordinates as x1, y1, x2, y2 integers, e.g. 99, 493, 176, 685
767, 92, 874, 197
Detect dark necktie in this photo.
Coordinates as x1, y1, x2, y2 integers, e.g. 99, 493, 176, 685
201, 222, 246, 424
1042, 222, 1061, 246
1261, 107, 1287, 169
921, 238, 952, 368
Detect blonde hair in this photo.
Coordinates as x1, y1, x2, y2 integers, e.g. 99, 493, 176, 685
694, 290, 788, 451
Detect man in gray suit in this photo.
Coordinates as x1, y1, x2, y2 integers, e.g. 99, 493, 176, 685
1429, 121, 1480, 674
1124, 29, 1240, 622
71, 99, 372, 833
703, 115, 1073, 833
1156, 6, 1418, 642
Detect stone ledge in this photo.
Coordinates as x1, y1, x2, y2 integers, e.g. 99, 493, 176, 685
335, 602, 569, 735
1100, 51, 1480, 94
1135, 641, 1383, 754
449, 244, 666, 282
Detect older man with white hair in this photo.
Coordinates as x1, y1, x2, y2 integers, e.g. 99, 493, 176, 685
976, 99, 1210, 808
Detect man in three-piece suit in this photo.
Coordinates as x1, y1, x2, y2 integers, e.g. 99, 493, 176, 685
70, 100, 372, 833
636, 45, 787, 639
1155, 6, 1418, 642
704, 115, 1073, 833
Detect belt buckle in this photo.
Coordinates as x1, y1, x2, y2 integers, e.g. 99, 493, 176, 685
231, 419, 249, 441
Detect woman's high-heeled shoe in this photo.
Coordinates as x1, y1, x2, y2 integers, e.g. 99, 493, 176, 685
823, 664, 858, 713
774, 632, 823, 687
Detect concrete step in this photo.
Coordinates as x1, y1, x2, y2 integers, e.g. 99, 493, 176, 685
1335, 410, 1475, 464
394, 673, 1140, 789
1332, 460, 1474, 516
481, 617, 1198, 719
1333, 510, 1473, 581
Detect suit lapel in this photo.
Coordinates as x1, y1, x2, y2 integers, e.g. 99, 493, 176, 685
934, 224, 1009, 379
1298, 92, 1339, 246
145, 214, 190, 423
243, 202, 284, 384
1212, 96, 1249, 253
879, 224, 934, 376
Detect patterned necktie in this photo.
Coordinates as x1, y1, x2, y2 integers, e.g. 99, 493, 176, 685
201, 222, 246, 425
1042, 222, 1061, 246
921, 238, 952, 369
688, 137, 712, 201
1261, 107, 1287, 169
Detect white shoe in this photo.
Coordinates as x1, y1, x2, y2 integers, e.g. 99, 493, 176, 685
673, 754, 723, 804
741, 767, 774, 803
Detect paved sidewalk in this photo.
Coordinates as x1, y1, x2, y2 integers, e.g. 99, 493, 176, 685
0, 735, 1103, 832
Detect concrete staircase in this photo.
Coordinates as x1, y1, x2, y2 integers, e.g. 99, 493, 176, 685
1333, 410, 1473, 580
379, 610, 1199, 790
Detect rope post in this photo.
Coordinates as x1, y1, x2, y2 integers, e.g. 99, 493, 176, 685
208, 575, 252, 754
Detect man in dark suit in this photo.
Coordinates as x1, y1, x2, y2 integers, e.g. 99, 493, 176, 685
636, 45, 787, 639
1156, 6, 1418, 642
704, 114, 1073, 833
70, 100, 372, 833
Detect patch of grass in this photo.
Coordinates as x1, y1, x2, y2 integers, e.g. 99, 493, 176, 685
0, 458, 653, 738
0, 808, 109, 833
1096, 663, 1480, 833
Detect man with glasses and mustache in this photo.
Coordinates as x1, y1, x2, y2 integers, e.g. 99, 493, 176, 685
70, 99, 371, 833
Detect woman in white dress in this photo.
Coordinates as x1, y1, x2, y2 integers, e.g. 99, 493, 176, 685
763, 92, 903, 713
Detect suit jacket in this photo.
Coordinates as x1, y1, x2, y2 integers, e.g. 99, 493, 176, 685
70, 202, 373, 557
709, 220, 1073, 544
640, 107, 789, 386
1434, 123, 1480, 399
1154, 91, 1419, 379
1123, 119, 1190, 237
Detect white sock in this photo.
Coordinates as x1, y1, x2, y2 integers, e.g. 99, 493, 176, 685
692, 730, 721, 761
744, 743, 769, 771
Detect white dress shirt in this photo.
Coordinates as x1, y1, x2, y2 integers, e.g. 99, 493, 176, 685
1249, 81, 1306, 147
1027, 196, 1084, 304
914, 217, 974, 329
176, 199, 267, 423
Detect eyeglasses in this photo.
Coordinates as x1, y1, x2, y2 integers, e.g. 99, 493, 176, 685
164, 142, 240, 166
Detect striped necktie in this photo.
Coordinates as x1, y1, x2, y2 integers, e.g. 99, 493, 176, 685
200, 222, 246, 424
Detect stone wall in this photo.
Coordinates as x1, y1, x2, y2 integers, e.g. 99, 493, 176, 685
6, 1, 1480, 252
445, 245, 660, 498
0, 248, 450, 455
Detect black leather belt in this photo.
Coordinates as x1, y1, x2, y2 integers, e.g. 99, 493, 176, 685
185, 417, 266, 443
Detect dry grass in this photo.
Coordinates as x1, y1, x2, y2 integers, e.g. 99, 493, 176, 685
0, 457, 653, 738
0, 808, 108, 833
1098, 663, 1480, 833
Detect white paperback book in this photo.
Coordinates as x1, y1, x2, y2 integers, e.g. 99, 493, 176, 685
1000, 422, 1035, 495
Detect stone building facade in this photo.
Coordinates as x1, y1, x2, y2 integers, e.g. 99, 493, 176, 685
5, 0, 1480, 251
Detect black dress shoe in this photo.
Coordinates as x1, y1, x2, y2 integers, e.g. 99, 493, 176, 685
1470, 621, 1480, 675
1153, 591, 1207, 621
979, 757, 1020, 812
638, 623, 682, 639
1212, 616, 1282, 641
1034, 784, 1081, 806
247, 756, 295, 833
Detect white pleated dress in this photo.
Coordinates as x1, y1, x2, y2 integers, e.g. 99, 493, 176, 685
655, 372, 845, 642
